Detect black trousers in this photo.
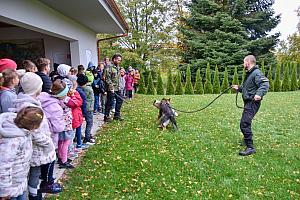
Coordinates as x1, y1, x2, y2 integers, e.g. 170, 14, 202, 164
240, 100, 261, 148
104, 90, 123, 118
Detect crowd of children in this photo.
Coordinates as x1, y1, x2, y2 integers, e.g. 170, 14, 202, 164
0, 57, 141, 200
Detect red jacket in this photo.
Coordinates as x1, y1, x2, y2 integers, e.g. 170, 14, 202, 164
67, 91, 83, 129
125, 74, 134, 91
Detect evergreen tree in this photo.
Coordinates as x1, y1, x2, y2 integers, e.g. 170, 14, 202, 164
282, 64, 291, 91
274, 63, 282, 92
267, 65, 274, 92
231, 67, 239, 93
291, 63, 298, 91
184, 66, 194, 94
221, 67, 230, 93
138, 71, 146, 94
181, 0, 280, 68
194, 68, 204, 94
261, 60, 265, 76
213, 65, 220, 94
156, 71, 164, 95
204, 63, 213, 94
175, 71, 184, 95
241, 68, 246, 83
166, 69, 175, 95
146, 73, 155, 95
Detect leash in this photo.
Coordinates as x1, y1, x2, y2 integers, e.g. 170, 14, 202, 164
114, 92, 129, 104
170, 87, 243, 113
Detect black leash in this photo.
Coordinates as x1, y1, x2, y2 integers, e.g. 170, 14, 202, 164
114, 92, 129, 104
170, 87, 243, 114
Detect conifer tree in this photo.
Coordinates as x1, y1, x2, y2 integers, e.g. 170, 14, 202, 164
166, 69, 175, 95
274, 63, 281, 92
282, 64, 291, 91
221, 67, 230, 93
291, 63, 298, 91
175, 71, 184, 95
231, 67, 239, 93
213, 65, 220, 94
204, 63, 213, 94
185, 66, 194, 94
138, 71, 146, 94
241, 68, 246, 84
146, 73, 155, 95
194, 68, 204, 94
267, 65, 274, 92
156, 71, 164, 95
261, 60, 265, 76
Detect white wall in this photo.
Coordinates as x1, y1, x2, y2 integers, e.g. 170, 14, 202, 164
0, 0, 98, 67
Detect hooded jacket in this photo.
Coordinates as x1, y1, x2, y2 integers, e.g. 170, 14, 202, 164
0, 112, 32, 198
10, 93, 56, 166
67, 91, 83, 129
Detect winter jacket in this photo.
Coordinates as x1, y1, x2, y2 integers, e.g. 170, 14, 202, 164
38, 92, 64, 142
0, 112, 32, 198
67, 91, 83, 129
134, 73, 141, 84
10, 93, 56, 167
125, 74, 134, 91
36, 71, 52, 93
103, 64, 120, 91
238, 66, 269, 101
92, 77, 105, 95
0, 87, 17, 113
77, 86, 87, 116
82, 86, 94, 112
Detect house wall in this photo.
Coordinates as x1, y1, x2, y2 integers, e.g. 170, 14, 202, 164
0, 0, 98, 67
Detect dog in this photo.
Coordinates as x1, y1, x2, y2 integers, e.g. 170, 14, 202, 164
153, 98, 178, 130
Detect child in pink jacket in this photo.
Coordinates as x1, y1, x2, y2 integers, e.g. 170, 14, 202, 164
125, 70, 134, 100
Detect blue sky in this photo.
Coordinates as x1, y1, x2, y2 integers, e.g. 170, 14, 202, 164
270, 0, 300, 41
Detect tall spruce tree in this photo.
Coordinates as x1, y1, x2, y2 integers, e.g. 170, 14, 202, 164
185, 66, 194, 94
282, 63, 291, 91
138, 71, 146, 94
221, 67, 230, 93
146, 73, 155, 95
261, 60, 265, 76
204, 63, 213, 94
274, 63, 281, 92
267, 65, 274, 92
213, 65, 220, 94
194, 68, 204, 94
175, 71, 184, 95
156, 71, 164, 95
181, 0, 280, 68
241, 67, 246, 84
231, 67, 239, 93
291, 63, 298, 91
166, 69, 175, 95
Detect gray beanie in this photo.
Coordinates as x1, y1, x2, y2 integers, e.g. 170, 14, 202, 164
20, 72, 43, 95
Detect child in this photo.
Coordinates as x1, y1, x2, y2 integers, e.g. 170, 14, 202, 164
11, 72, 60, 198
77, 74, 95, 145
134, 69, 141, 94
125, 69, 134, 100
119, 68, 126, 98
0, 106, 44, 200
22, 60, 37, 73
0, 69, 19, 113
92, 69, 105, 114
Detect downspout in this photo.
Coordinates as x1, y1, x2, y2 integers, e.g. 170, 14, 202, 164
97, 31, 128, 65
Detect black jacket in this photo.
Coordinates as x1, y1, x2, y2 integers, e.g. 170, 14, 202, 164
238, 66, 269, 101
36, 71, 52, 93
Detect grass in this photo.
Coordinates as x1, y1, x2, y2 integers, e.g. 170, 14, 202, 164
49, 91, 300, 200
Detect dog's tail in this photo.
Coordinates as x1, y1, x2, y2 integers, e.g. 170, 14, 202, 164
170, 116, 178, 131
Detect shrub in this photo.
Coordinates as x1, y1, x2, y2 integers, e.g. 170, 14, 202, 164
175, 71, 184, 95
282, 63, 291, 91
213, 65, 220, 94
166, 69, 175, 95
221, 67, 230, 93
194, 68, 204, 94
274, 63, 281, 92
267, 65, 274, 92
185, 66, 194, 94
138, 71, 146, 94
156, 71, 164, 95
231, 66, 239, 93
204, 63, 213, 94
146, 73, 155, 95
291, 63, 298, 91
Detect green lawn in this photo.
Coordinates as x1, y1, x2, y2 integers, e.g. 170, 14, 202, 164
50, 92, 300, 200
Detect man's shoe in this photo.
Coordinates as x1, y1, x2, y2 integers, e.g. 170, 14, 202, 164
239, 148, 256, 156
104, 116, 112, 123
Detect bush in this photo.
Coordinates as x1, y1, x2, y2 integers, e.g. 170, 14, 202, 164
282, 64, 291, 92
231, 66, 239, 93
267, 65, 274, 92
156, 71, 164, 95
291, 63, 298, 91
146, 73, 155, 95
261, 60, 265, 76
194, 69, 204, 94
175, 71, 184, 95
185, 66, 194, 94
221, 67, 230, 93
138, 71, 146, 94
166, 69, 175, 95
241, 68, 246, 83
204, 63, 213, 94
213, 65, 220, 94
274, 63, 281, 92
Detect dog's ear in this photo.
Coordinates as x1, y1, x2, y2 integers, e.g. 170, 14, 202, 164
166, 98, 171, 103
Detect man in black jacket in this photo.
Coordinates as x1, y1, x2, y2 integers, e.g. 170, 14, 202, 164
232, 55, 269, 156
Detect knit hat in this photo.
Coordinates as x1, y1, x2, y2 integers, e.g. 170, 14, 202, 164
20, 72, 43, 96
57, 64, 71, 77
0, 58, 17, 73
77, 74, 89, 86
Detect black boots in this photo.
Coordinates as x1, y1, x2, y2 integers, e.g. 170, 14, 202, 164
104, 116, 112, 123
239, 147, 256, 156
